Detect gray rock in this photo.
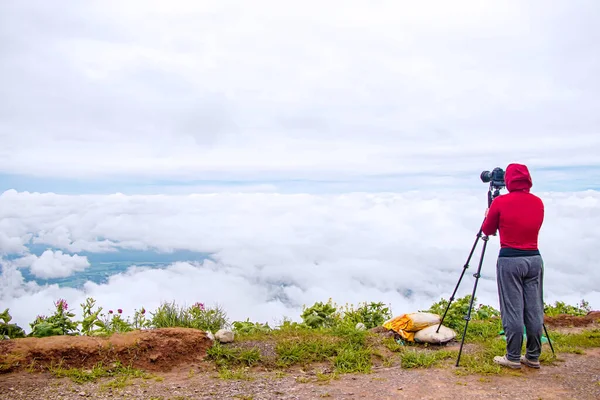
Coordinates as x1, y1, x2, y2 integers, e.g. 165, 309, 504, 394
215, 329, 234, 343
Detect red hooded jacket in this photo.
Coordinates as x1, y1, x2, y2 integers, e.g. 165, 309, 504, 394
481, 163, 544, 255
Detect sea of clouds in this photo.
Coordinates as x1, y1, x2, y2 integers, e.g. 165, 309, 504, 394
1, 188, 599, 330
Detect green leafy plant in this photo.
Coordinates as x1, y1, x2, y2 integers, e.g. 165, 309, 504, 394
301, 299, 340, 329
339, 301, 393, 329
100, 308, 134, 334
232, 319, 272, 335
80, 298, 108, 336
30, 299, 79, 337
423, 295, 500, 331
544, 300, 591, 317
189, 302, 229, 333
132, 307, 151, 330
0, 308, 25, 339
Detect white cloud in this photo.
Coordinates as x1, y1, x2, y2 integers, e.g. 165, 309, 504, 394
13, 249, 90, 279
0, 1, 599, 184
0, 189, 599, 330
0, 231, 27, 255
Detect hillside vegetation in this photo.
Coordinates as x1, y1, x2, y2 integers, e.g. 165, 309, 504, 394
2, 294, 599, 387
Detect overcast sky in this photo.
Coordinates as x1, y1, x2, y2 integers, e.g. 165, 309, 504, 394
1, 0, 599, 193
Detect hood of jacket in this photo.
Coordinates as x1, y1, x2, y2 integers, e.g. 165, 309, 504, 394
505, 163, 532, 192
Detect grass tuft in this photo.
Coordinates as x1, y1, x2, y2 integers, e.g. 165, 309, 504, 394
217, 366, 253, 380
275, 335, 340, 367
333, 345, 372, 373
548, 329, 600, 350
206, 342, 262, 367
399, 349, 456, 369
48, 361, 152, 388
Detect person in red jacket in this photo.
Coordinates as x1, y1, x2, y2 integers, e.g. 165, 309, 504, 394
481, 163, 545, 369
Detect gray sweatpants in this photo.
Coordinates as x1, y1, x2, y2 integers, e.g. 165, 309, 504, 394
496, 255, 544, 362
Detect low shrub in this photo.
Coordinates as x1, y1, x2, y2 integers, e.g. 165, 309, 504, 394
150, 301, 229, 332
544, 300, 591, 317
0, 309, 25, 339
422, 295, 500, 333
29, 299, 79, 337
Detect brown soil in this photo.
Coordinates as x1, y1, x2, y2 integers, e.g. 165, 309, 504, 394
545, 311, 600, 328
0, 328, 212, 373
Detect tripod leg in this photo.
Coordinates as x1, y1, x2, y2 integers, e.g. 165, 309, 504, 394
437, 230, 482, 333
456, 235, 489, 367
540, 270, 555, 356
543, 323, 555, 355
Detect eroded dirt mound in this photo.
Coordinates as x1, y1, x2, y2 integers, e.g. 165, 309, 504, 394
0, 328, 211, 373
544, 311, 600, 328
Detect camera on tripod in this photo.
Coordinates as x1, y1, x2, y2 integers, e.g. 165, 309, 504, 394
480, 167, 505, 204
480, 167, 505, 190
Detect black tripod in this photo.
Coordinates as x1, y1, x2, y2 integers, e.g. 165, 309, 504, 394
436, 186, 555, 367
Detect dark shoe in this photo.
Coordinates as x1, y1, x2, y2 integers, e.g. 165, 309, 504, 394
520, 356, 540, 369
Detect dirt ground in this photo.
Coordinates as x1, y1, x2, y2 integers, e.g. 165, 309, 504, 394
1, 347, 599, 400
1, 315, 599, 400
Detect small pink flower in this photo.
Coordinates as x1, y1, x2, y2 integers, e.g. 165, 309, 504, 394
193, 302, 205, 311
54, 298, 68, 311
109, 310, 114, 314
140, 308, 146, 315
117, 309, 123, 314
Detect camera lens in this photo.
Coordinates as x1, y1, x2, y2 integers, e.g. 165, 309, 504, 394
480, 171, 491, 183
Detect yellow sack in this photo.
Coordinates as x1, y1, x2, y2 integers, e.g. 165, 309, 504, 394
382, 312, 441, 342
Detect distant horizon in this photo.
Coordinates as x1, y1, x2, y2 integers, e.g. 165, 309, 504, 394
2, 164, 600, 196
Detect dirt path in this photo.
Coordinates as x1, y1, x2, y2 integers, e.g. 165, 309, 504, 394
2, 348, 599, 400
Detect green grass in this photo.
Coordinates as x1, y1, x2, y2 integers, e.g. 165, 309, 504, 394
206, 342, 262, 367
209, 322, 379, 374
275, 334, 341, 367
454, 328, 600, 375
454, 339, 507, 375
549, 329, 600, 349
333, 345, 372, 373
398, 348, 457, 369
462, 319, 503, 342
149, 301, 229, 333
150, 301, 193, 328
217, 366, 253, 380
217, 319, 600, 378
48, 361, 152, 387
